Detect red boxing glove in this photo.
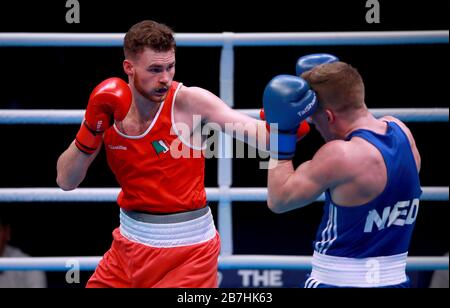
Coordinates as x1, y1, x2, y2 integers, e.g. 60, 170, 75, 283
75, 78, 132, 154
260, 108, 309, 141
296, 119, 310, 140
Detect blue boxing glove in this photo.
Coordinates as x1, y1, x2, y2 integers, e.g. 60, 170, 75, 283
263, 75, 317, 160
296, 53, 339, 76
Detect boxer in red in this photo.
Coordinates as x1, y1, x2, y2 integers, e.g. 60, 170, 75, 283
56, 20, 282, 288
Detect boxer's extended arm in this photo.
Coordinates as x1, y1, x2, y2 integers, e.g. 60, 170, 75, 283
56, 141, 101, 191
179, 86, 269, 151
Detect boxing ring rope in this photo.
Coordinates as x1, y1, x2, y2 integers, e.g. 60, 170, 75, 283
0, 31, 447, 47
0, 256, 448, 272
0, 187, 448, 203
0, 108, 448, 124
1, 31, 448, 273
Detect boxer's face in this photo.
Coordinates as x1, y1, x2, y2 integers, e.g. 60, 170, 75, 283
127, 48, 176, 103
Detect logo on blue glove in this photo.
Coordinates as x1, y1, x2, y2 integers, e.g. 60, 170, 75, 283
298, 97, 317, 118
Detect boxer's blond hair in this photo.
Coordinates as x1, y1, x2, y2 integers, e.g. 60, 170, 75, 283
301, 62, 366, 113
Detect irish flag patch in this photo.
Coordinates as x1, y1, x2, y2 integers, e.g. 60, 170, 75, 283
151, 140, 169, 156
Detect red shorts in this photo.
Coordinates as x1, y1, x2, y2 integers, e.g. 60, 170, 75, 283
86, 228, 221, 288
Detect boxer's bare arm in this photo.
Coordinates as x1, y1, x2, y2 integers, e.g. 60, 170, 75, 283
56, 141, 101, 190
176, 86, 269, 151
267, 141, 349, 213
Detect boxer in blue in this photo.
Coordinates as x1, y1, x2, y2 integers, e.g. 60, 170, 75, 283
263, 54, 422, 288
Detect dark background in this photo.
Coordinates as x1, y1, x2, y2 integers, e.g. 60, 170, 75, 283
0, 0, 448, 287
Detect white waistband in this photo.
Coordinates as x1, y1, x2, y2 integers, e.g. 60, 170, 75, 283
310, 251, 408, 287
119, 208, 216, 248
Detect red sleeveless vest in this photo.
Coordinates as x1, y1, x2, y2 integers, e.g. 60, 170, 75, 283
103, 82, 207, 213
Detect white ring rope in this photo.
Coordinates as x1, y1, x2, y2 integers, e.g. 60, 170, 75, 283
0, 108, 448, 124
0, 31, 447, 47
0, 256, 447, 271
0, 187, 447, 203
